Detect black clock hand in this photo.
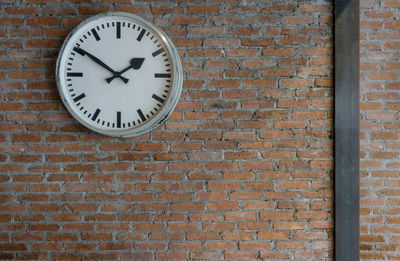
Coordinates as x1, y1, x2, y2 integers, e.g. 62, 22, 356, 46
73, 46, 129, 84
105, 58, 145, 84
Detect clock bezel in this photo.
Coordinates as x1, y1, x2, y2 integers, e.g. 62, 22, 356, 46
56, 12, 183, 138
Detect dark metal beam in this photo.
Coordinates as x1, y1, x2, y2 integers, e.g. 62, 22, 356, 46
334, 0, 360, 260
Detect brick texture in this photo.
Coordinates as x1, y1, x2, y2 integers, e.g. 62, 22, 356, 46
0, 1, 333, 260
360, 1, 400, 260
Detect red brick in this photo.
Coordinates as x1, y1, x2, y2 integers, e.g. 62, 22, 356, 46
204, 241, 236, 250
26, 17, 59, 26
172, 202, 204, 211
190, 252, 222, 260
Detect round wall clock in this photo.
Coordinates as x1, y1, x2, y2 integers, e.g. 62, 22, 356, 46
56, 12, 183, 137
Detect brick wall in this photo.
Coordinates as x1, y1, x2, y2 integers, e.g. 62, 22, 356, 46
0, 1, 333, 260
360, 0, 400, 260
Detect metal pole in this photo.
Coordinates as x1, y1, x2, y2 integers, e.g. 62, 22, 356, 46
334, 0, 360, 260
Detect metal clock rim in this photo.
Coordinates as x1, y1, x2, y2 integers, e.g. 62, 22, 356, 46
56, 12, 183, 138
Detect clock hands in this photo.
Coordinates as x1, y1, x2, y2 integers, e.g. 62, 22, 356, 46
73, 46, 129, 84
73, 46, 144, 85
105, 58, 145, 84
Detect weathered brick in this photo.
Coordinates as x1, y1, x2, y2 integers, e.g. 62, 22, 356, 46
0, 1, 336, 260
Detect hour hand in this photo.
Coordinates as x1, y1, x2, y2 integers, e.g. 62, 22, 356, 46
73, 46, 129, 84
106, 58, 145, 84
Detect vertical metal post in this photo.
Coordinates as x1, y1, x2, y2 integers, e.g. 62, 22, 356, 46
334, 0, 360, 260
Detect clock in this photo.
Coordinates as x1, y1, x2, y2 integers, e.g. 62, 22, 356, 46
56, 12, 183, 137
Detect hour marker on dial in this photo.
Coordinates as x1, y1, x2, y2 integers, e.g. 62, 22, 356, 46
154, 73, 171, 78
137, 28, 146, 42
137, 109, 146, 122
152, 94, 165, 104
91, 109, 101, 121
152, 48, 165, 57
73, 93, 86, 102
117, 111, 121, 128
73, 47, 85, 56
116, 22, 121, 39
91, 28, 100, 41
67, 72, 83, 77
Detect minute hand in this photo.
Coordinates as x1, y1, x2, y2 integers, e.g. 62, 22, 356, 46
74, 47, 129, 84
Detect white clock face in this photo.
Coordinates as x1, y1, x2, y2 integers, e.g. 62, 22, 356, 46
56, 12, 182, 137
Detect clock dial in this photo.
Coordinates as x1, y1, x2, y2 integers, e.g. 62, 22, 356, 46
56, 12, 182, 137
